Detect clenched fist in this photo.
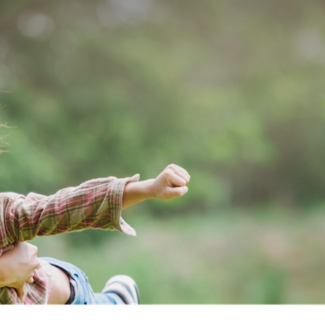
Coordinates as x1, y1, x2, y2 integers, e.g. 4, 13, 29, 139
151, 164, 190, 200
122, 164, 191, 208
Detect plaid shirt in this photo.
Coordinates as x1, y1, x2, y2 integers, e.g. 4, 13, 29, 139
0, 174, 139, 304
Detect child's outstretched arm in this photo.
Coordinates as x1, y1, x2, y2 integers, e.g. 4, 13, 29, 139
0, 164, 190, 255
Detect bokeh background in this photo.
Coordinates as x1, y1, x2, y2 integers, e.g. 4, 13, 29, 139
1, 0, 325, 304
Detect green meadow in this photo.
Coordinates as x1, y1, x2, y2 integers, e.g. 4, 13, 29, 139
32, 206, 325, 304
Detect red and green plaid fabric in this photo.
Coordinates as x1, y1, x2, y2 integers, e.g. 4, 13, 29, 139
0, 174, 139, 304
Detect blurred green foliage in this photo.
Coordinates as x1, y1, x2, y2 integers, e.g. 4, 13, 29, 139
1, 0, 325, 303
1, 0, 325, 209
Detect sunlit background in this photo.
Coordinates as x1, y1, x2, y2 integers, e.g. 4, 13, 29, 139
1, 0, 325, 303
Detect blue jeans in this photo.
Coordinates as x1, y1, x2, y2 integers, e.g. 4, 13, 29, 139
40, 257, 125, 305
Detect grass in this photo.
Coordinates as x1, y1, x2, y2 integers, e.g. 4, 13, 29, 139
31, 206, 325, 304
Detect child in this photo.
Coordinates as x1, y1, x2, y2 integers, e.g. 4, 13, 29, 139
0, 164, 191, 304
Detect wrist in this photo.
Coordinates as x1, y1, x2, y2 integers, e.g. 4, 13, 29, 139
138, 179, 156, 200
122, 178, 156, 209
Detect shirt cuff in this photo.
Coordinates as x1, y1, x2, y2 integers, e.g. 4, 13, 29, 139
109, 173, 140, 237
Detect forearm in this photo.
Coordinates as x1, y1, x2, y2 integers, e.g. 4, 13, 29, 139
3, 164, 189, 245
122, 179, 155, 209
6, 175, 139, 242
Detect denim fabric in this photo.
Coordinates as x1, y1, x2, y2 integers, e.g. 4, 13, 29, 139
40, 257, 125, 305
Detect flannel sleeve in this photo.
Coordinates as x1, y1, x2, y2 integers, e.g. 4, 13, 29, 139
0, 174, 140, 252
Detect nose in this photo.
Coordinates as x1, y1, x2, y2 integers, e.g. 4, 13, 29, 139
33, 257, 41, 270
28, 243, 38, 256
